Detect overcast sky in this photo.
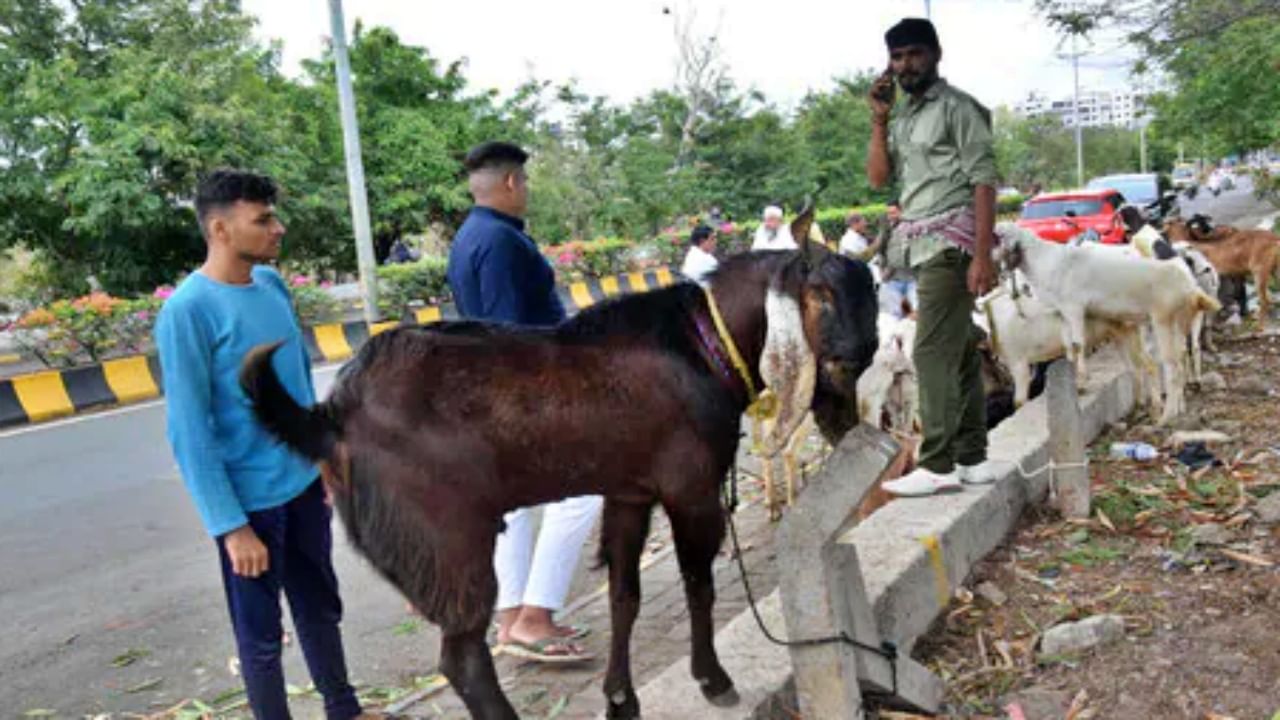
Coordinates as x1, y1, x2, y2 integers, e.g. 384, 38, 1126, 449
240, 0, 1138, 111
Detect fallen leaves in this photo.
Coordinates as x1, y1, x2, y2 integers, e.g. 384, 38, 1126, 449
1064, 688, 1092, 720
125, 676, 164, 694
1096, 508, 1116, 532
109, 647, 149, 668
1218, 547, 1275, 568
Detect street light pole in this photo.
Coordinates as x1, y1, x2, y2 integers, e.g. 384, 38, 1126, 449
1139, 122, 1148, 173
327, 0, 379, 322
1072, 32, 1084, 187
924, 0, 932, 18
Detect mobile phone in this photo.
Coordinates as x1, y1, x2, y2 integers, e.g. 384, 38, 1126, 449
872, 65, 896, 104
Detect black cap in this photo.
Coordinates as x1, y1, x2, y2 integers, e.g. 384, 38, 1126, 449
463, 141, 529, 173
885, 18, 940, 52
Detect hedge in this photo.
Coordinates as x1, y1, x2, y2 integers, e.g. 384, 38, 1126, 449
376, 257, 449, 318
542, 238, 637, 283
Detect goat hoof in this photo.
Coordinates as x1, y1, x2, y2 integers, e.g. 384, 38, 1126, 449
703, 685, 740, 708
605, 691, 640, 719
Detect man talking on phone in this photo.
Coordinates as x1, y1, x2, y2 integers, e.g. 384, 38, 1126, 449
866, 18, 1005, 497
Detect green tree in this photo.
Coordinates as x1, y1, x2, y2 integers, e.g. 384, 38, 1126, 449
1037, 0, 1280, 157
300, 24, 514, 260
0, 0, 336, 294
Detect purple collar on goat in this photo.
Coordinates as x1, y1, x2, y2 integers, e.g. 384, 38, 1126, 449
701, 285, 780, 424
689, 297, 752, 403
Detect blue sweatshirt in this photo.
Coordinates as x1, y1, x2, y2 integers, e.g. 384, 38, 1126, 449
156, 266, 318, 538
446, 206, 567, 325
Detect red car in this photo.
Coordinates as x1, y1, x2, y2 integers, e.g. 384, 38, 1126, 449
1016, 189, 1127, 244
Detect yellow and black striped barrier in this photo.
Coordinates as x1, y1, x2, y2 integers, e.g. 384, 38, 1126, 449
0, 267, 679, 428
0, 355, 163, 427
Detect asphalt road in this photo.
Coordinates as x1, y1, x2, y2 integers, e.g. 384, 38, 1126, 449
0, 366, 445, 717
0, 180, 1273, 717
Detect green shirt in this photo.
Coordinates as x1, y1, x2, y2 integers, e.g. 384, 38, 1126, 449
888, 79, 998, 267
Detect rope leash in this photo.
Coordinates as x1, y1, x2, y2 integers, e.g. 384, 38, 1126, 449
1014, 457, 1090, 500
721, 452, 900, 698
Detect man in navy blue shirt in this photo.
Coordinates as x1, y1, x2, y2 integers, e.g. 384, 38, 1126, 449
447, 143, 565, 326
446, 142, 600, 662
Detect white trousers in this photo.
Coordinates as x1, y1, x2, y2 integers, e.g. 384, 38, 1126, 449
494, 494, 603, 611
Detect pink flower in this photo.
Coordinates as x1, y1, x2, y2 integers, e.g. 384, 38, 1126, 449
134, 311, 151, 321
720, 222, 736, 233
290, 275, 311, 287
320, 280, 333, 289
153, 285, 174, 300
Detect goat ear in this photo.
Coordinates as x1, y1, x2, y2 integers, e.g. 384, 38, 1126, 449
758, 287, 818, 457
790, 198, 816, 267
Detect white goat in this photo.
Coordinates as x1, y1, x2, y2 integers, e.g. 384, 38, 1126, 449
976, 286, 1161, 412
857, 313, 918, 436
1173, 243, 1222, 371
1124, 225, 1221, 380
997, 224, 1221, 424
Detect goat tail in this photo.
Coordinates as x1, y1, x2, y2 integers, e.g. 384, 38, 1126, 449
240, 341, 340, 465
1192, 290, 1222, 315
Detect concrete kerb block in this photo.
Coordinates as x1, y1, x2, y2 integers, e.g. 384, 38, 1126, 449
840, 349, 1136, 653
776, 425, 943, 716
623, 590, 792, 720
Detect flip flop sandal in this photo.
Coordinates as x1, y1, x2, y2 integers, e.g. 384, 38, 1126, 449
491, 622, 591, 641
499, 637, 595, 664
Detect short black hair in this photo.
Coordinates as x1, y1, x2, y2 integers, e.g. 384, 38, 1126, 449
463, 141, 529, 174
885, 18, 940, 52
690, 224, 714, 246
195, 169, 278, 225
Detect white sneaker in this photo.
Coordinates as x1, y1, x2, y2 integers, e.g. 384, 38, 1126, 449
883, 468, 962, 497
957, 459, 1009, 485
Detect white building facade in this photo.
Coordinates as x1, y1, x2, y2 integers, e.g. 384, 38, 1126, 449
1014, 89, 1147, 130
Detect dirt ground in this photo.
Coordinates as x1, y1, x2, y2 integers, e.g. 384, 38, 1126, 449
913, 329, 1280, 720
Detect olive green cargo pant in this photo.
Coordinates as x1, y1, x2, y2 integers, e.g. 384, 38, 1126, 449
913, 248, 987, 474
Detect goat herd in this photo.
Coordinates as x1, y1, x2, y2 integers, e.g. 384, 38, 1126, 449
860, 213, 1278, 449
236, 206, 1276, 719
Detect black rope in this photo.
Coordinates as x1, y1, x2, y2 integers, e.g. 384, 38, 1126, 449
723, 452, 900, 698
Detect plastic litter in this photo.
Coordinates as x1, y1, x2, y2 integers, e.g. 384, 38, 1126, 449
1174, 441, 1221, 470
1110, 441, 1158, 462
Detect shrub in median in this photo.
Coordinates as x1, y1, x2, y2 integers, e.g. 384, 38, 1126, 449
376, 257, 449, 319
544, 238, 634, 283
287, 275, 343, 326
7, 292, 162, 368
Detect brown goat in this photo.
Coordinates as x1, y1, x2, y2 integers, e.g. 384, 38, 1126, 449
1164, 217, 1279, 324
239, 218, 878, 719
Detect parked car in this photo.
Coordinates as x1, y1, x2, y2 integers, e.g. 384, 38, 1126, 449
1085, 172, 1178, 224
1015, 189, 1126, 244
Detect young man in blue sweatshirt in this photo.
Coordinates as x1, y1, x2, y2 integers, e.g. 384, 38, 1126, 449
156, 170, 371, 719
447, 142, 601, 662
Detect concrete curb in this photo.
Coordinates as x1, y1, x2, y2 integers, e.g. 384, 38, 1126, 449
0, 268, 677, 429
630, 349, 1137, 717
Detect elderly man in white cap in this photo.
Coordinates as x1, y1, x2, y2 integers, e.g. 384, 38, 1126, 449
751, 205, 797, 251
